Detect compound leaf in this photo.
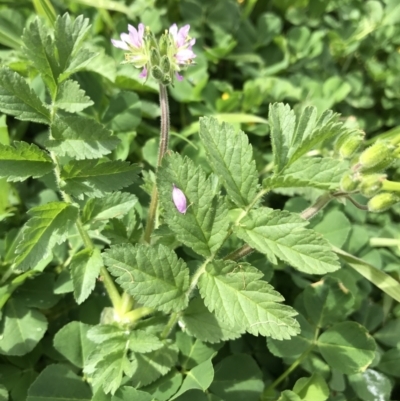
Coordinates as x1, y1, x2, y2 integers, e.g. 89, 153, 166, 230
0, 68, 50, 124
198, 260, 300, 340
199, 117, 259, 207
157, 153, 230, 258
55, 79, 94, 112
0, 141, 53, 182
47, 115, 120, 160
103, 243, 189, 313
234, 208, 340, 275
14, 201, 78, 271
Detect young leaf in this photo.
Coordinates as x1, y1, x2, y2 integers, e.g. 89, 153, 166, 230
14, 202, 79, 271
21, 17, 59, 94
317, 322, 376, 374
128, 330, 164, 354
60, 160, 140, 198
70, 248, 103, 304
55, 79, 94, 112
199, 117, 259, 207
103, 243, 190, 313
180, 297, 244, 344
268, 103, 296, 173
0, 141, 53, 182
27, 365, 92, 401
0, 299, 47, 356
130, 343, 179, 387
198, 260, 300, 340
54, 13, 96, 81
47, 115, 120, 160
263, 158, 348, 191
157, 153, 230, 258
81, 192, 138, 224
0, 68, 50, 124
53, 321, 96, 368
234, 208, 340, 274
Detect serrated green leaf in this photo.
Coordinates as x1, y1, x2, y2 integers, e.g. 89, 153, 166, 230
21, 17, 59, 94
128, 330, 164, 353
199, 117, 259, 207
54, 14, 95, 81
130, 343, 179, 387
14, 202, 78, 271
180, 297, 244, 344
317, 322, 376, 374
0, 68, 50, 124
268, 103, 296, 173
47, 115, 120, 160
234, 208, 340, 274
112, 386, 153, 401
267, 314, 314, 359
171, 358, 214, 400
60, 160, 139, 198
0, 299, 47, 356
55, 79, 94, 112
70, 248, 102, 304
82, 192, 137, 224
291, 106, 318, 151
0, 141, 53, 182
263, 158, 348, 191
198, 260, 300, 340
27, 365, 91, 401
157, 153, 230, 257
87, 324, 127, 344
303, 277, 354, 328
53, 321, 96, 368
103, 243, 189, 313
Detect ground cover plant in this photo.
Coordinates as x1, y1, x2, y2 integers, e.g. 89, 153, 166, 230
1, 0, 400, 400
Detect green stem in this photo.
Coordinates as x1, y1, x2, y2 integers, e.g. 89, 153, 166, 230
161, 312, 180, 339
143, 84, 170, 243
382, 180, 400, 192
300, 192, 333, 220
370, 237, 400, 247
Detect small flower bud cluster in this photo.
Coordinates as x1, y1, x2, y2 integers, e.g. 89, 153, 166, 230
335, 129, 365, 159
112, 23, 196, 85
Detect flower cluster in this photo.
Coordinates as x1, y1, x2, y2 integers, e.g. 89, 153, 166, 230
111, 23, 196, 85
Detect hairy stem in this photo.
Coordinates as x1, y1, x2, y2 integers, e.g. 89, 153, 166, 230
143, 84, 170, 243
300, 192, 333, 220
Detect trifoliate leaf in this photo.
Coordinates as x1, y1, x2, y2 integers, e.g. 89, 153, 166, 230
263, 158, 349, 191
54, 13, 96, 81
157, 153, 230, 258
70, 248, 103, 304
198, 260, 300, 340
0, 299, 47, 356
81, 192, 137, 224
130, 343, 179, 387
234, 208, 340, 274
180, 297, 244, 344
60, 160, 140, 198
21, 17, 59, 94
103, 243, 189, 313
47, 115, 120, 159
0, 68, 50, 124
55, 79, 94, 112
0, 141, 53, 182
53, 321, 96, 368
27, 365, 92, 401
317, 322, 376, 374
14, 202, 79, 271
199, 117, 259, 207
268, 103, 296, 173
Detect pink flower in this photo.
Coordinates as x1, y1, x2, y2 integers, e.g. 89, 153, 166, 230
111, 23, 148, 78
169, 24, 196, 66
172, 184, 187, 214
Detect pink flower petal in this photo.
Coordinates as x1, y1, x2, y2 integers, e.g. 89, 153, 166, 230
172, 185, 187, 213
139, 67, 147, 78
175, 72, 184, 81
111, 39, 129, 50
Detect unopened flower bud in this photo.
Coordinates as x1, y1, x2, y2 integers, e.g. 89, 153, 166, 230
150, 47, 160, 67
151, 65, 164, 81
360, 157, 394, 174
172, 184, 187, 214
339, 133, 364, 159
159, 32, 169, 56
160, 55, 171, 74
359, 141, 394, 170
360, 174, 385, 197
340, 173, 359, 192
368, 192, 399, 213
